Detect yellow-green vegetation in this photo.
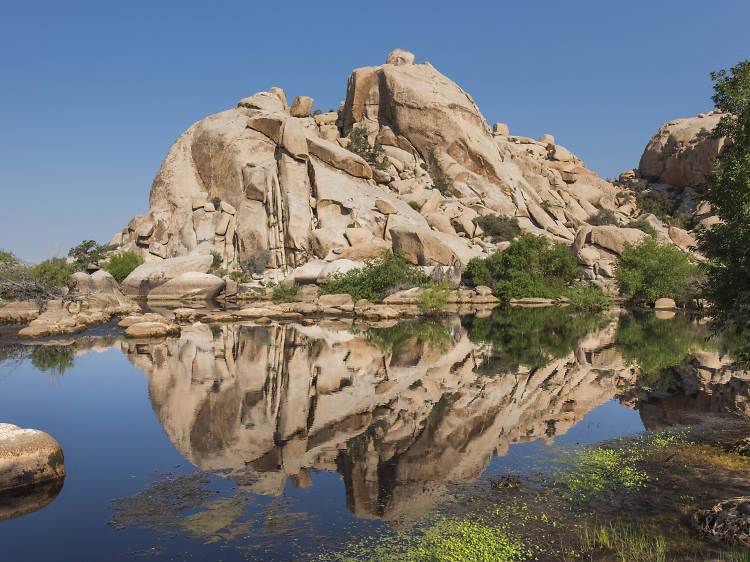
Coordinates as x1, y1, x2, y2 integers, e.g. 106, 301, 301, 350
465, 234, 580, 300
271, 282, 299, 303
615, 236, 702, 306
587, 205, 618, 226
431, 174, 453, 196
317, 517, 538, 562
319, 251, 427, 303
101, 251, 144, 283
416, 280, 451, 314
554, 432, 685, 500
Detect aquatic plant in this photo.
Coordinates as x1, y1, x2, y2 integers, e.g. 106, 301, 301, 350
317, 516, 538, 561
416, 280, 451, 315
272, 282, 299, 303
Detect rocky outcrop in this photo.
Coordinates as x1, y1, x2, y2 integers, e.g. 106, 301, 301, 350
113, 49, 626, 280
639, 111, 725, 187
0, 424, 65, 493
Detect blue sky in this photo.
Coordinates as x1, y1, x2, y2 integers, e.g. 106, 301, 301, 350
1, 0, 748, 262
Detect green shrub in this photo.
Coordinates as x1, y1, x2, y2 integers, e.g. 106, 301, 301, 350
68, 239, 112, 271
588, 206, 618, 226
241, 250, 271, 275
416, 280, 451, 314
408, 200, 422, 212
474, 214, 521, 241
0, 252, 73, 305
636, 189, 679, 220
432, 174, 453, 196
319, 250, 427, 303
465, 234, 580, 300
228, 270, 251, 283
29, 258, 75, 289
346, 126, 389, 170
312, 109, 322, 116
615, 236, 702, 305
102, 251, 144, 283
272, 282, 299, 303
210, 251, 222, 270
567, 282, 611, 312
211, 196, 221, 209
627, 217, 658, 237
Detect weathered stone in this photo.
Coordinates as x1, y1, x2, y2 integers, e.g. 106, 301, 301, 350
121, 255, 213, 296
290, 96, 314, 117
375, 199, 398, 215
124, 321, 180, 338
493, 123, 509, 136
654, 298, 677, 310
318, 294, 354, 308
386, 48, 415, 66
0, 424, 65, 493
147, 272, 226, 301
589, 226, 645, 255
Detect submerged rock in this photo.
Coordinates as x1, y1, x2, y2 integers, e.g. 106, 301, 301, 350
0, 424, 65, 493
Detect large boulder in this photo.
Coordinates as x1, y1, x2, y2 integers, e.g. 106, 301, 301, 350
589, 226, 645, 255
639, 111, 725, 187
121, 255, 213, 296
0, 424, 65, 493
147, 272, 226, 300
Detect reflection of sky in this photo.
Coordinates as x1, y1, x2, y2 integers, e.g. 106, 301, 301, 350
483, 399, 645, 476
0, 348, 641, 561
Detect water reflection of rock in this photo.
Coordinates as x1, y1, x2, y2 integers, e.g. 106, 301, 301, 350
632, 354, 750, 431
119, 318, 638, 521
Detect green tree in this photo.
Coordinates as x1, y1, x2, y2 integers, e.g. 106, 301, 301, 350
697, 60, 750, 366
68, 240, 111, 271
615, 236, 701, 305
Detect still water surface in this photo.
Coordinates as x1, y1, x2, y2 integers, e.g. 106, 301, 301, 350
0, 308, 738, 560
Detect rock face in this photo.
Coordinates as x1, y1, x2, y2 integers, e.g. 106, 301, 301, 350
0, 424, 65, 493
639, 111, 725, 187
121, 255, 213, 297
114, 49, 627, 277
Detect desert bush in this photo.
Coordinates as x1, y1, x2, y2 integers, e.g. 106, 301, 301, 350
319, 250, 428, 303
346, 126, 389, 170
68, 240, 112, 271
102, 251, 144, 283
431, 174, 453, 196
241, 250, 271, 275
408, 201, 422, 212
210, 251, 222, 270
636, 190, 679, 221
567, 282, 611, 312
272, 282, 299, 303
28, 258, 75, 290
627, 218, 658, 237
587, 206, 618, 226
416, 280, 451, 315
211, 196, 221, 208
474, 214, 521, 241
465, 234, 580, 300
228, 271, 251, 283
615, 236, 702, 305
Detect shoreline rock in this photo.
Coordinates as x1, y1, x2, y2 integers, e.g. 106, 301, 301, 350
0, 424, 65, 493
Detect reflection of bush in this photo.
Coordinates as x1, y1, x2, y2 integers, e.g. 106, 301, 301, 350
467, 307, 607, 373
361, 319, 452, 358
30, 346, 75, 375
614, 312, 706, 386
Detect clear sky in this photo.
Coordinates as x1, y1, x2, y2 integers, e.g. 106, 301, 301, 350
1, 0, 748, 262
